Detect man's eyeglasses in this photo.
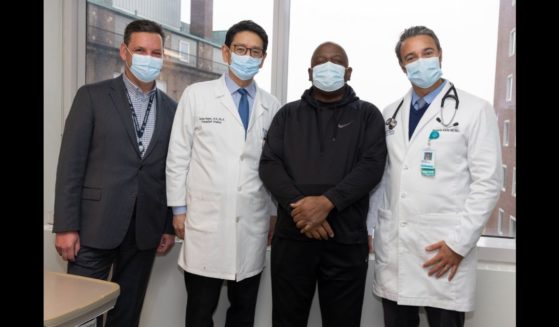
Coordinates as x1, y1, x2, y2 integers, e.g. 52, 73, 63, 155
231, 44, 265, 58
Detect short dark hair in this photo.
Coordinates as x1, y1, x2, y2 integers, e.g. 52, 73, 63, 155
124, 19, 165, 46
224, 20, 268, 52
395, 26, 441, 63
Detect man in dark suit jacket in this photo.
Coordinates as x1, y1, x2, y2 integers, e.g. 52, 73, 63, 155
53, 19, 177, 327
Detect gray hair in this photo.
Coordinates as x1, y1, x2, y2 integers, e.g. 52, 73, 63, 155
395, 26, 441, 63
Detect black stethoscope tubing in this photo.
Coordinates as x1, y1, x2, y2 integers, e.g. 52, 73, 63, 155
385, 82, 459, 130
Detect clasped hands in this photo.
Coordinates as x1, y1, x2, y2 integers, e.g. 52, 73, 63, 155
290, 195, 335, 240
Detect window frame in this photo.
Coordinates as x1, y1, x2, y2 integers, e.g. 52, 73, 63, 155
510, 166, 516, 198
502, 164, 507, 192
509, 215, 516, 237
506, 74, 513, 102
179, 39, 191, 63
497, 208, 505, 236
503, 120, 510, 146
509, 28, 516, 57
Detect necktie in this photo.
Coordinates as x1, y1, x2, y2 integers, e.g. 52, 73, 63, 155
238, 88, 249, 133
415, 97, 428, 111
409, 97, 430, 139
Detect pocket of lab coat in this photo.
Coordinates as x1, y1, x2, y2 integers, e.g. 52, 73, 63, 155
399, 213, 461, 301
374, 208, 393, 264
186, 191, 221, 232
404, 213, 460, 259
247, 196, 269, 235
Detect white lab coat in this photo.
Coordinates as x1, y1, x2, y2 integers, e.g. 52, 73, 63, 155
367, 81, 502, 312
166, 75, 281, 281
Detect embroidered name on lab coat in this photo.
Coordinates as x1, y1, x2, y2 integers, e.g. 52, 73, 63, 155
199, 117, 225, 124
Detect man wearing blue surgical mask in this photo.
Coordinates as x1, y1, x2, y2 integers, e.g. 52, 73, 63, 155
259, 42, 387, 327
367, 26, 502, 327
166, 20, 280, 327
53, 19, 177, 327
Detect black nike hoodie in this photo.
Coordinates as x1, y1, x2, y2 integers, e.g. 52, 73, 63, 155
259, 85, 387, 243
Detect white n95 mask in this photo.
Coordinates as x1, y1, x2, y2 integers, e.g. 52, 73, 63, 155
405, 57, 442, 89
126, 47, 163, 83
230, 53, 262, 80
312, 61, 346, 92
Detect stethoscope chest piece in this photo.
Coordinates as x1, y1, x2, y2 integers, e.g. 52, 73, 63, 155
386, 98, 405, 130
386, 117, 397, 130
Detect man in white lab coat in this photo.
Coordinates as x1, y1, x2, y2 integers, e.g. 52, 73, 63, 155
166, 20, 280, 327
368, 26, 503, 327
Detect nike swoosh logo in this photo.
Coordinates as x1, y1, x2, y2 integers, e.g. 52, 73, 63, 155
338, 121, 353, 128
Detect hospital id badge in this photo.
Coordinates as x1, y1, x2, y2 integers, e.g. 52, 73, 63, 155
421, 149, 436, 176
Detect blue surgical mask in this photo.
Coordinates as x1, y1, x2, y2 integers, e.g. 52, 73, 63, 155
126, 47, 163, 83
230, 53, 262, 80
405, 57, 442, 88
312, 61, 346, 92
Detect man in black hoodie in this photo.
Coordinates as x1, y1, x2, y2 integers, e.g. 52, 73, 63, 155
259, 42, 387, 327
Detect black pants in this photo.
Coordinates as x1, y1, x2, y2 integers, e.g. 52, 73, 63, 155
183, 271, 262, 327
382, 298, 465, 327
67, 214, 157, 327
271, 237, 369, 327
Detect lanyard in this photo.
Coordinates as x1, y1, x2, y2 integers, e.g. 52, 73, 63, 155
125, 91, 155, 154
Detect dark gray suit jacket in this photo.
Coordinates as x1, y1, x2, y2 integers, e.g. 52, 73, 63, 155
53, 75, 177, 250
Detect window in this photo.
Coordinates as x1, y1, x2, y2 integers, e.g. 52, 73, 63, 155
498, 209, 505, 236
287, 0, 500, 108
512, 166, 516, 197
501, 165, 507, 192
181, 0, 274, 92
506, 74, 513, 102
179, 40, 190, 63
85, 0, 274, 101
509, 28, 516, 57
156, 79, 167, 93
509, 216, 516, 238
503, 120, 510, 146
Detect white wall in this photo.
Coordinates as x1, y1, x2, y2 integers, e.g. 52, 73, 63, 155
44, 0, 85, 225
44, 0, 64, 225
44, 230, 515, 327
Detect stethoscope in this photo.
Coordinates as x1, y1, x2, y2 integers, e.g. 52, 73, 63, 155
385, 82, 460, 130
